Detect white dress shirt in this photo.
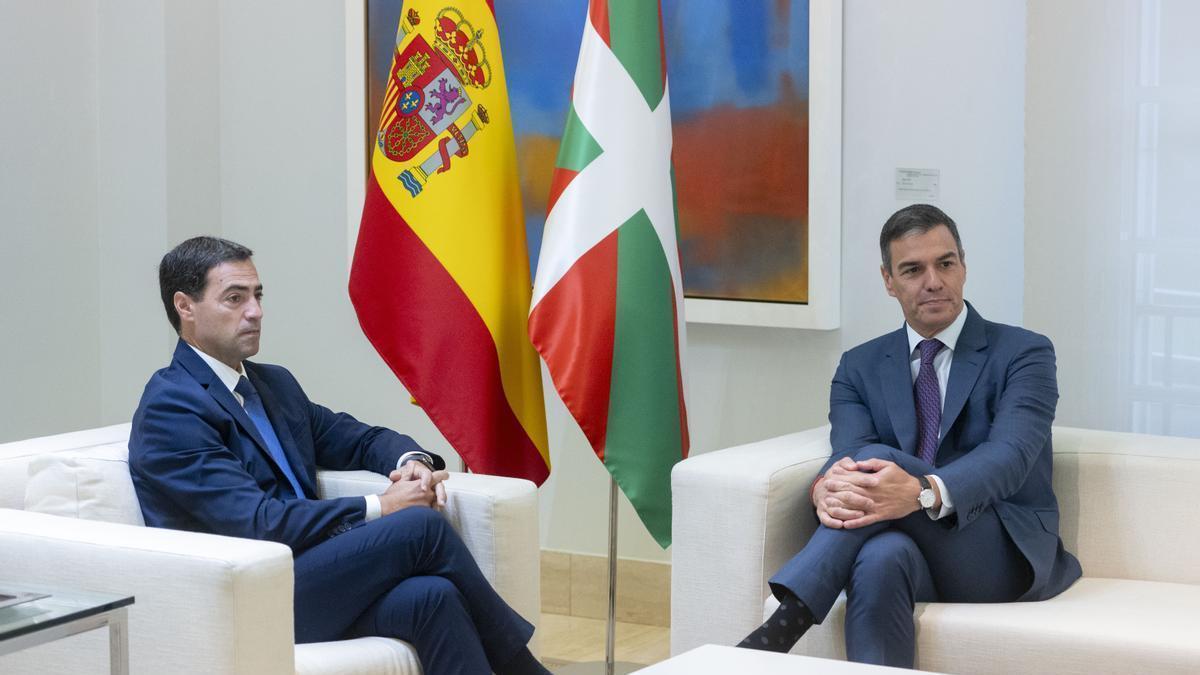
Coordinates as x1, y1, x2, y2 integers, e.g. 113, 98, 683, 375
903, 306, 968, 520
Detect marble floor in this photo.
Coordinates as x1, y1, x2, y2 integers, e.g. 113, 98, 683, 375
539, 612, 671, 670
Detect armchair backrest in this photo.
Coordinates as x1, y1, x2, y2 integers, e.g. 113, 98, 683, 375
0, 423, 132, 510
0, 424, 375, 526
1049, 426, 1200, 585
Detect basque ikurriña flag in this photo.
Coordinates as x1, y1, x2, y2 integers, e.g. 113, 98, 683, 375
351, 1, 550, 484
528, 0, 690, 547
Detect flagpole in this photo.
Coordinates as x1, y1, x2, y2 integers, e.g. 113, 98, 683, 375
552, 476, 637, 675
605, 476, 618, 675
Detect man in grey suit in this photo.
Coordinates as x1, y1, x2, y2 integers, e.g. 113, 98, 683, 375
737, 204, 1081, 667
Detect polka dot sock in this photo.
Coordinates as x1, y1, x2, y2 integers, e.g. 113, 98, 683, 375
735, 592, 814, 653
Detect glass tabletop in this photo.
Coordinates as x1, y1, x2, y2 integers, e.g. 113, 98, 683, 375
0, 582, 134, 642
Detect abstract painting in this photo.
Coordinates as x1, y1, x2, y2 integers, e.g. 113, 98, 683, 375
366, 0, 837, 324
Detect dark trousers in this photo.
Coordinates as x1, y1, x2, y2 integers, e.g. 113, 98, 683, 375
293, 506, 533, 674
770, 446, 1032, 668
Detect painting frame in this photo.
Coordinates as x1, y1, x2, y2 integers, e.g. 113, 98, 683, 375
343, 0, 842, 329
683, 0, 842, 330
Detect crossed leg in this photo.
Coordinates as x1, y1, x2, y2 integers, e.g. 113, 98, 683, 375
765, 445, 1032, 667
292, 506, 540, 673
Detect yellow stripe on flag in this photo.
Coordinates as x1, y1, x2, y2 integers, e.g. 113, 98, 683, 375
371, 0, 548, 461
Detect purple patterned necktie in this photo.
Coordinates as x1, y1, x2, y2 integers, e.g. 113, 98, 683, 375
914, 338, 945, 464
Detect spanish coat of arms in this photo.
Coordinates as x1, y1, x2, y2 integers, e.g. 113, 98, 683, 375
377, 7, 494, 197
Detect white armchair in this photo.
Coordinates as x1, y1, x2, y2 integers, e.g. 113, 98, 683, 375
0, 424, 540, 675
670, 425, 1200, 674
669, 425, 831, 656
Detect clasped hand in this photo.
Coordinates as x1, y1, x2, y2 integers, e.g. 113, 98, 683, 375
379, 461, 449, 516
813, 457, 921, 530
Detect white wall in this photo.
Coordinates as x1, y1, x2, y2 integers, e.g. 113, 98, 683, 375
214, 0, 450, 460
96, 1, 175, 424
1026, 0, 1200, 437
1025, 0, 1131, 431
0, 0, 1027, 564
1, 1, 102, 441
841, 0, 1027, 348
0, 2, 225, 440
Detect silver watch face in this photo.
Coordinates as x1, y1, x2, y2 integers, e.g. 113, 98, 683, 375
918, 488, 936, 509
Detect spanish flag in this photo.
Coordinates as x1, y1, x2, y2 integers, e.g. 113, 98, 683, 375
350, 1, 550, 484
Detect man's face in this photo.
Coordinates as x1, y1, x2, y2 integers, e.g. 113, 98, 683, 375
881, 225, 966, 338
176, 260, 263, 370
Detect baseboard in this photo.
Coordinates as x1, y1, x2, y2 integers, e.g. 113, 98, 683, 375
540, 550, 671, 627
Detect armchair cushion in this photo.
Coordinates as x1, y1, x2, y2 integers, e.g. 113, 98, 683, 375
767, 578, 1200, 673
294, 637, 421, 675
23, 443, 143, 526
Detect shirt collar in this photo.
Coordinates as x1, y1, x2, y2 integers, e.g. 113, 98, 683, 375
905, 303, 968, 357
186, 342, 244, 395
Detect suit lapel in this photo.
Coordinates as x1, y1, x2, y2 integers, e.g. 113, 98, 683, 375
880, 326, 919, 455
246, 364, 315, 498
172, 340, 276, 471
939, 305, 987, 442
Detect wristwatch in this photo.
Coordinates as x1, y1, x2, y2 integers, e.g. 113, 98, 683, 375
399, 451, 436, 471
916, 475, 937, 510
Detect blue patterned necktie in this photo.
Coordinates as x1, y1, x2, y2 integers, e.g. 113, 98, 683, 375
235, 376, 305, 499
914, 339, 945, 465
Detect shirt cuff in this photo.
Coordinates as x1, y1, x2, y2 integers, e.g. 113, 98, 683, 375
397, 451, 435, 471
364, 494, 382, 522
927, 474, 955, 520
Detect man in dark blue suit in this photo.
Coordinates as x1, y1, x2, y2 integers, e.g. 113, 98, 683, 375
130, 236, 549, 674
738, 205, 1081, 667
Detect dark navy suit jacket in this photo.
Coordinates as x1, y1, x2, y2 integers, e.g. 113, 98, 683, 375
824, 303, 1081, 601
129, 340, 444, 554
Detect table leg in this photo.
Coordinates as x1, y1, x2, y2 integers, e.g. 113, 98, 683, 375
108, 607, 129, 675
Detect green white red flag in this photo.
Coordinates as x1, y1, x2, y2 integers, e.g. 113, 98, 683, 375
528, 0, 689, 548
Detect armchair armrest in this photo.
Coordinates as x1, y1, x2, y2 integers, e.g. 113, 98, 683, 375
315, 469, 541, 651
314, 468, 389, 499
670, 426, 832, 655
0, 508, 294, 675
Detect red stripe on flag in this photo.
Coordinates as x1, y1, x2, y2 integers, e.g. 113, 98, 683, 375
529, 229, 619, 461
350, 172, 549, 484
657, 1, 668, 90
589, 0, 611, 46
545, 167, 579, 216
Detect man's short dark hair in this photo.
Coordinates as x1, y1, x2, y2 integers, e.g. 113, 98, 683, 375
879, 204, 964, 272
159, 236, 254, 334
